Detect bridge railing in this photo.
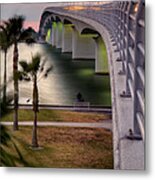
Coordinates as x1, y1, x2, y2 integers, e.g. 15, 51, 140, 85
40, 0, 145, 141
61, 0, 145, 140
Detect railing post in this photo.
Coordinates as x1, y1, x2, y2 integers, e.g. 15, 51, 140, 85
133, 0, 145, 139
118, 2, 126, 75
124, 1, 134, 97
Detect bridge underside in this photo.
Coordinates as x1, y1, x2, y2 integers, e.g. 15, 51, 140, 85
42, 14, 109, 74
39, 0, 145, 170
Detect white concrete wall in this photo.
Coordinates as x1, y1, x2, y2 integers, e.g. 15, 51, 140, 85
49, 28, 52, 44
94, 36, 109, 74
51, 22, 57, 46
55, 22, 63, 48
72, 28, 95, 59
62, 25, 73, 53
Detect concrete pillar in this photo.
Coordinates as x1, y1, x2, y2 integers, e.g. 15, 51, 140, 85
62, 24, 73, 53
51, 22, 57, 46
45, 29, 51, 43
55, 21, 63, 49
49, 28, 53, 44
72, 28, 95, 59
94, 36, 109, 74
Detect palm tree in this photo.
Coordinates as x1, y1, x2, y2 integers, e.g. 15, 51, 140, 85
6, 15, 35, 130
19, 53, 52, 148
0, 24, 12, 103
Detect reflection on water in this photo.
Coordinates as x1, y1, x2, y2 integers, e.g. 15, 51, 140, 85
0, 43, 111, 106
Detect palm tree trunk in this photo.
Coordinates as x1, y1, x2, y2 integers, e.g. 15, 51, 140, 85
13, 42, 19, 131
32, 74, 39, 148
32, 111, 38, 148
3, 50, 7, 103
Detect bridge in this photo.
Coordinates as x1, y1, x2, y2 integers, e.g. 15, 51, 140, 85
39, 0, 145, 170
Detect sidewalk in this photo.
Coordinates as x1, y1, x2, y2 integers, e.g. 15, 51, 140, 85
111, 43, 144, 170
0, 120, 112, 130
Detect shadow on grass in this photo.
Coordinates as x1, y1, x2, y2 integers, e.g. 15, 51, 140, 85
0, 96, 31, 167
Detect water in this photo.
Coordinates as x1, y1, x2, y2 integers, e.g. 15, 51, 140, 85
0, 43, 111, 106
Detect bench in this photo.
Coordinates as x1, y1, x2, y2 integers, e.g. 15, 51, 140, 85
73, 101, 90, 111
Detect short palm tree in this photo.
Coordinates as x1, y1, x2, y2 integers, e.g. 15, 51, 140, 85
0, 24, 12, 103
19, 53, 52, 148
6, 15, 35, 130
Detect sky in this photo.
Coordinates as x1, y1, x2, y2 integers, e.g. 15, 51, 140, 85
0, 1, 113, 32
0, 2, 68, 32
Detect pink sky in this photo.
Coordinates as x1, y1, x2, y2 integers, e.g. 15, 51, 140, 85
24, 21, 40, 31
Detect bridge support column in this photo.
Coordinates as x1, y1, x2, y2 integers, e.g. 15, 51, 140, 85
72, 28, 95, 59
55, 22, 63, 49
94, 36, 109, 74
51, 22, 57, 46
62, 24, 73, 53
49, 28, 53, 44
45, 29, 51, 44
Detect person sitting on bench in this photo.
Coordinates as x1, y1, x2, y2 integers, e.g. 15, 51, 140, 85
76, 92, 84, 102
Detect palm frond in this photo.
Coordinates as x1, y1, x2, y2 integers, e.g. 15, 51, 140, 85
0, 125, 11, 146
0, 25, 6, 32
39, 59, 47, 72
7, 15, 25, 41
31, 53, 41, 72
20, 28, 36, 44
19, 61, 29, 72
14, 71, 24, 81
44, 65, 53, 78
0, 25, 12, 51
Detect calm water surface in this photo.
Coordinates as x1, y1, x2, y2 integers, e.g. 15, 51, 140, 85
0, 43, 111, 106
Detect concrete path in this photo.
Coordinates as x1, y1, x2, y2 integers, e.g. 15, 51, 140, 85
8, 104, 112, 114
110, 41, 144, 169
0, 120, 112, 130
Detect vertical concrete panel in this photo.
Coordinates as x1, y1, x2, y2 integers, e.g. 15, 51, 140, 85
49, 28, 53, 44
72, 28, 95, 59
45, 29, 51, 43
62, 25, 73, 53
51, 22, 57, 46
95, 37, 109, 74
55, 22, 63, 48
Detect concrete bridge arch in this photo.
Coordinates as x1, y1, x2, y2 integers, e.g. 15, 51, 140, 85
39, 0, 145, 170
41, 12, 109, 74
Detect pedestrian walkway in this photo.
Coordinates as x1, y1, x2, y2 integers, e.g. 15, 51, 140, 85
8, 104, 112, 114
0, 120, 112, 130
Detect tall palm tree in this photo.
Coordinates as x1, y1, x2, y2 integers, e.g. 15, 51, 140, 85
19, 53, 52, 148
6, 15, 35, 130
0, 25, 12, 103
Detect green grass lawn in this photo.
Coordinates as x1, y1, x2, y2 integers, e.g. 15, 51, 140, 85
1, 109, 111, 122
2, 126, 113, 169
